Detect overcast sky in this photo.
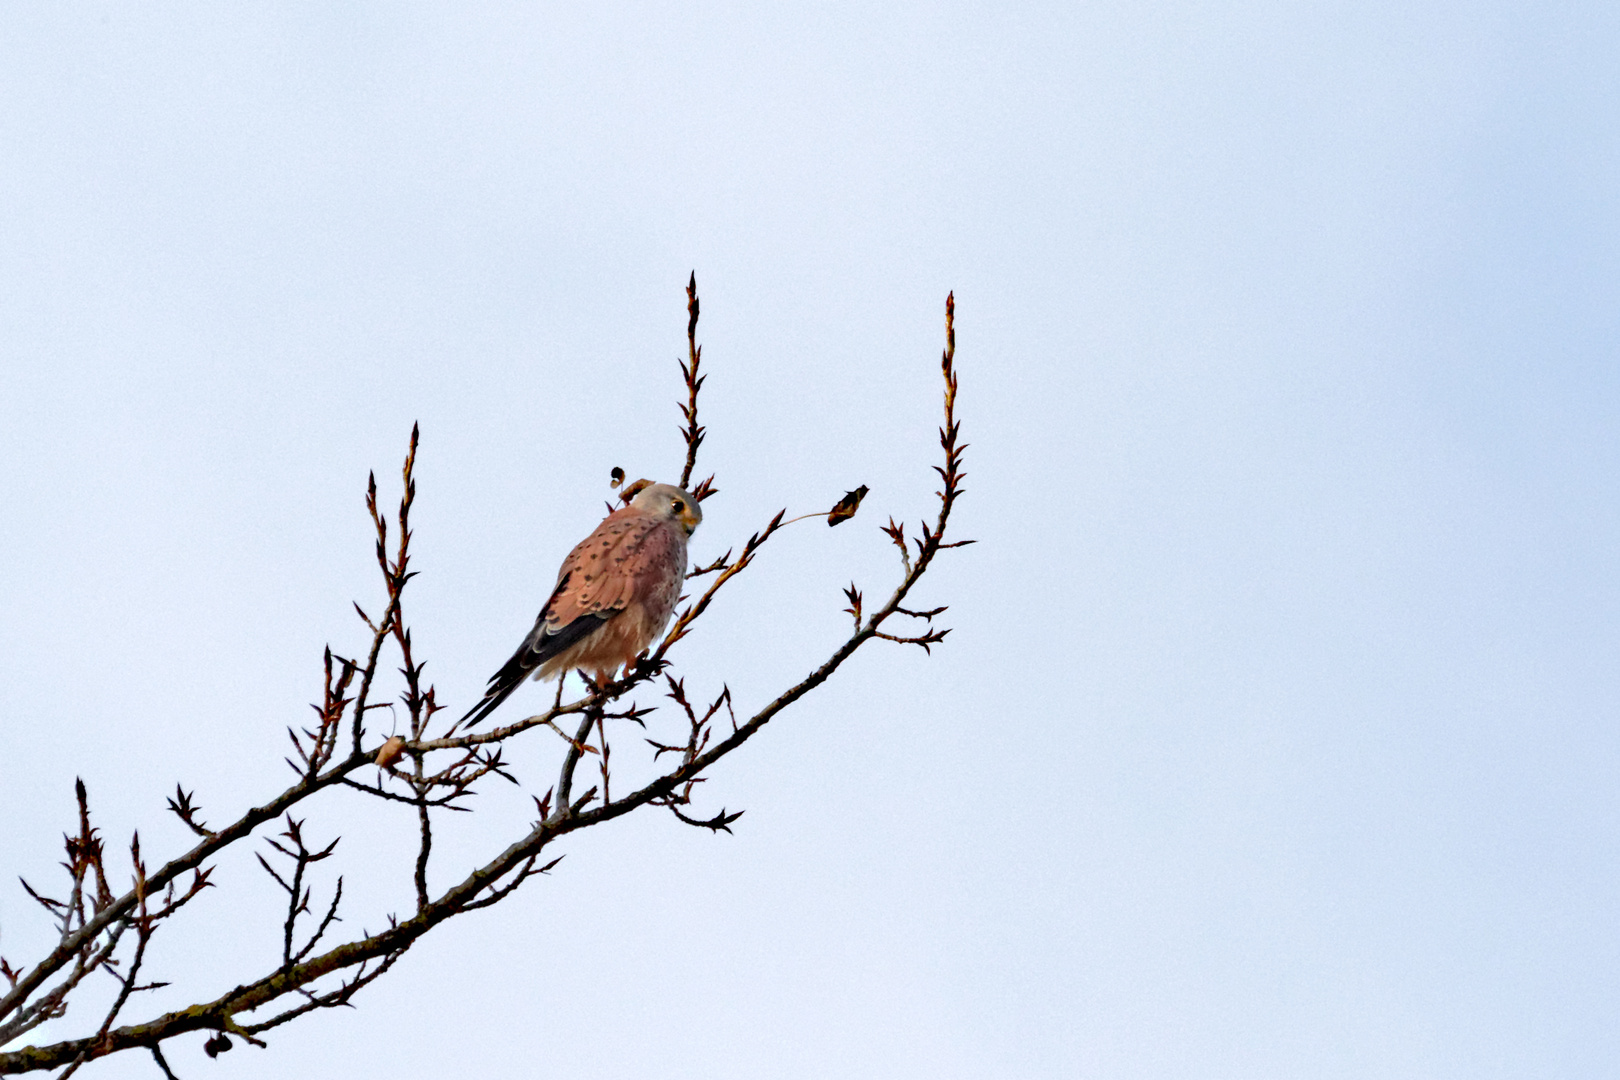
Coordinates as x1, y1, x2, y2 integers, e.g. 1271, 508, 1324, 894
3, 3, 1618, 1078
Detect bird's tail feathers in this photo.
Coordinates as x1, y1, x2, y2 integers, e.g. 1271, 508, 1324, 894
460, 677, 522, 728
459, 608, 613, 728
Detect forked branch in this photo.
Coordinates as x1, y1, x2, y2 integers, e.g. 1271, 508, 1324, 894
0, 287, 968, 1077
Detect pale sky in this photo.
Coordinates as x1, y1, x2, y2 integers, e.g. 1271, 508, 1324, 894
3, 4, 1618, 1078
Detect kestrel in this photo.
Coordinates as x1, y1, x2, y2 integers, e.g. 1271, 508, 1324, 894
460, 482, 702, 726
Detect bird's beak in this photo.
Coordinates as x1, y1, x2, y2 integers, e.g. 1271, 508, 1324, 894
680, 509, 701, 534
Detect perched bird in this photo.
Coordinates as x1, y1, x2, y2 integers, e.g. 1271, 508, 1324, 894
460, 482, 702, 726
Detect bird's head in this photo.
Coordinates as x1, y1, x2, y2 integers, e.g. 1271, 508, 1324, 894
631, 482, 704, 535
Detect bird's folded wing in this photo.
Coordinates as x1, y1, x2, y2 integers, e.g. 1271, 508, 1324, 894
460, 508, 681, 727
544, 510, 665, 628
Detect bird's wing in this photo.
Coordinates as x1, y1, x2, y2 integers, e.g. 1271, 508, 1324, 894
459, 509, 666, 727
544, 508, 665, 627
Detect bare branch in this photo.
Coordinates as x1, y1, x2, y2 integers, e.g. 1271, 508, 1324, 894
0, 286, 969, 1077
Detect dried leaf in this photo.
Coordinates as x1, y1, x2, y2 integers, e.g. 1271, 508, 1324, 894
375, 736, 407, 769
609, 466, 625, 488
827, 485, 869, 526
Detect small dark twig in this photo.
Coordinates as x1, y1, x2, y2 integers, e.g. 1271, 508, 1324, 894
686, 551, 731, 579
164, 788, 213, 841
670, 806, 744, 833
679, 272, 705, 490
148, 1045, 181, 1080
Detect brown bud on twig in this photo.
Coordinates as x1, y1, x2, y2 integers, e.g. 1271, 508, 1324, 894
375, 736, 407, 769
610, 466, 625, 488
827, 485, 869, 526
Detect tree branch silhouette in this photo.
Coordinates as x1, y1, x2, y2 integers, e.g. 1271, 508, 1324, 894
0, 282, 969, 1076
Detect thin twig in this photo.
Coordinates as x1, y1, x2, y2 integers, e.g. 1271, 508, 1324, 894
679, 271, 704, 490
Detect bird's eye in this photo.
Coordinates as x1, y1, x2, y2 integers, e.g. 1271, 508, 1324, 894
671, 500, 686, 514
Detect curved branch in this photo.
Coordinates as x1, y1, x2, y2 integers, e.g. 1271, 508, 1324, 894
0, 289, 968, 1077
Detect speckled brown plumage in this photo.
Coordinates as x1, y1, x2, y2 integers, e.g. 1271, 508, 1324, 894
460, 482, 702, 726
